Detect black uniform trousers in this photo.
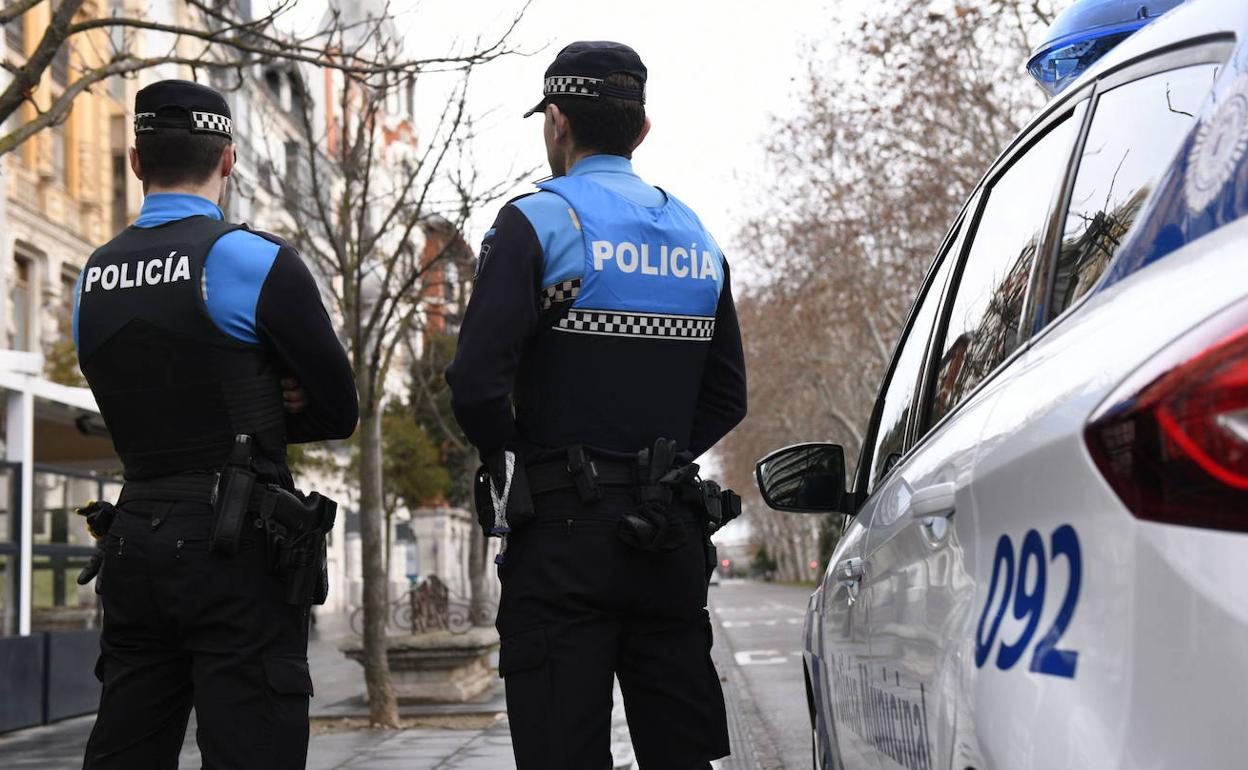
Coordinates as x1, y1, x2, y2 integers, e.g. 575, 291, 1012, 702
83, 499, 312, 770
496, 491, 731, 770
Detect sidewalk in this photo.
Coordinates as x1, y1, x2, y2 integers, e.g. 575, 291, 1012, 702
0, 713, 516, 770
0, 612, 651, 770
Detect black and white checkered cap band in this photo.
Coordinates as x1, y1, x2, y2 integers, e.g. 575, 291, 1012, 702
191, 111, 232, 136
134, 110, 232, 137
540, 279, 580, 310
557, 308, 715, 341
544, 76, 603, 98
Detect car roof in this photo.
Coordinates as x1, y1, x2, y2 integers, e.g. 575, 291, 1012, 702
969, 0, 1241, 200
1053, 0, 1244, 99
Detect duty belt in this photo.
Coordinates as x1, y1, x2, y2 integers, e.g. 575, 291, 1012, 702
117, 471, 268, 510
527, 458, 707, 504
527, 457, 636, 498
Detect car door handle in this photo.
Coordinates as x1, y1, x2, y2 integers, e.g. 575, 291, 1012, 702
833, 557, 863, 584
906, 482, 957, 521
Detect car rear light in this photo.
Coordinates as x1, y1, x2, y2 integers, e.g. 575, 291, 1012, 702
1085, 298, 1248, 532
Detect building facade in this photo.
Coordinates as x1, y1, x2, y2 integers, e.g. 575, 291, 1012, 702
0, 0, 487, 732
0, 0, 134, 732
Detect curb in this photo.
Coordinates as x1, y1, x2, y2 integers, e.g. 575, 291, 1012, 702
709, 604, 788, 770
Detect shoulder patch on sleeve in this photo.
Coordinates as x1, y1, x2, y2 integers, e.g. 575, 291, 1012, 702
511, 191, 584, 287
203, 229, 281, 344
476, 228, 497, 277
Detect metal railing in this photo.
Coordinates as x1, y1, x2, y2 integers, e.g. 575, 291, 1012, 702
348, 575, 496, 636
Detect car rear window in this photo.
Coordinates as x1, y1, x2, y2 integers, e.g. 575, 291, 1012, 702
1101, 56, 1246, 287
1049, 64, 1219, 319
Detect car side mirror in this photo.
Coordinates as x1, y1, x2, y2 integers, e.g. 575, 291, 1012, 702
755, 442, 849, 513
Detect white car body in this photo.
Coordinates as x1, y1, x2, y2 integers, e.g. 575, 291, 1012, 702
764, 1, 1248, 767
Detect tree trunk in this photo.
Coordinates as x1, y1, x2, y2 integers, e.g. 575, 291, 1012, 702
358, 400, 400, 727
467, 521, 488, 624
463, 454, 493, 626
384, 506, 392, 593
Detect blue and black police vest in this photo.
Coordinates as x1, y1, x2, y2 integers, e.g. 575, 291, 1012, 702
76, 217, 287, 480
536, 175, 724, 333
515, 175, 726, 454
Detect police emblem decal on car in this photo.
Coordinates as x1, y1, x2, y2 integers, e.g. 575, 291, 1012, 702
1185, 73, 1248, 214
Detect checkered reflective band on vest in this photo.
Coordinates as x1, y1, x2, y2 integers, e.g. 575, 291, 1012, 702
534, 175, 724, 342
540, 278, 580, 310
76, 217, 287, 480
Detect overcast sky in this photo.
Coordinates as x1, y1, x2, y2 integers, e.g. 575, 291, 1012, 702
316, 0, 846, 257
400, 0, 838, 251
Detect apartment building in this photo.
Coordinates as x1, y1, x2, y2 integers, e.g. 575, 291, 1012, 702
0, 0, 133, 733
0, 0, 486, 733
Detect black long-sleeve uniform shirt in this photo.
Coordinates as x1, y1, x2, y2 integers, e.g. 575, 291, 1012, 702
253, 237, 358, 443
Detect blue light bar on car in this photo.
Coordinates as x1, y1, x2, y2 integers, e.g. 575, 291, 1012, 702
1027, 0, 1187, 96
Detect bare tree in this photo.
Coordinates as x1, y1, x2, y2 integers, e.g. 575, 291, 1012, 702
0, 0, 525, 155
719, 0, 1057, 580
403, 255, 497, 623
272, 30, 528, 725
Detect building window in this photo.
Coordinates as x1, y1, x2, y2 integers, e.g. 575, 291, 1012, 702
110, 115, 128, 231
5, 12, 24, 55
258, 160, 273, 193
284, 141, 303, 211
289, 73, 306, 118
50, 123, 68, 187
265, 69, 283, 102
30, 470, 108, 632
51, 44, 69, 87
0, 464, 16, 637
60, 268, 77, 319
10, 255, 32, 351
108, 0, 127, 102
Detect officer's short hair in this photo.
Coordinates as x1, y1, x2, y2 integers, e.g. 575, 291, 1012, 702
135, 132, 231, 188
552, 73, 646, 158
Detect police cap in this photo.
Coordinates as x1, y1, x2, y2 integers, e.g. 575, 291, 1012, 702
134, 79, 233, 139
523, 41, 647, 118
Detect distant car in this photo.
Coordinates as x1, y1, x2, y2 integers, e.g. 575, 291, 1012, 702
755, 0, 1248, 767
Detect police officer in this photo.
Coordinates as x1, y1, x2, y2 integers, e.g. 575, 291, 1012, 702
74, 80, 357, 769
448, 42, 747, 770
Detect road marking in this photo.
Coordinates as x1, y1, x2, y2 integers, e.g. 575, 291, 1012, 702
720, 618, 804, 628
717, 604, 807, 615
734, 650, 792, 666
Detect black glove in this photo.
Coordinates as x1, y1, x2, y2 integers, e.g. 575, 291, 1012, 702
619, 439, 689, 552
74, 500, 118, 585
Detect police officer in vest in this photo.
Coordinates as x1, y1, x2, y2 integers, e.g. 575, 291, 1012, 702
73, 80, 357, 769
448, 42, 748, 769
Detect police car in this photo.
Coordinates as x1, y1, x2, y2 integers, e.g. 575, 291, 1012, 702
754, 0, 1248, 767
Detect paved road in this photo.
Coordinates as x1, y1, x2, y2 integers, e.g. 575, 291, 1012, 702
709, 579, 814, 770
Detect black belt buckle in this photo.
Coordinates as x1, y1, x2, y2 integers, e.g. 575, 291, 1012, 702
566, 445, 603, 503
